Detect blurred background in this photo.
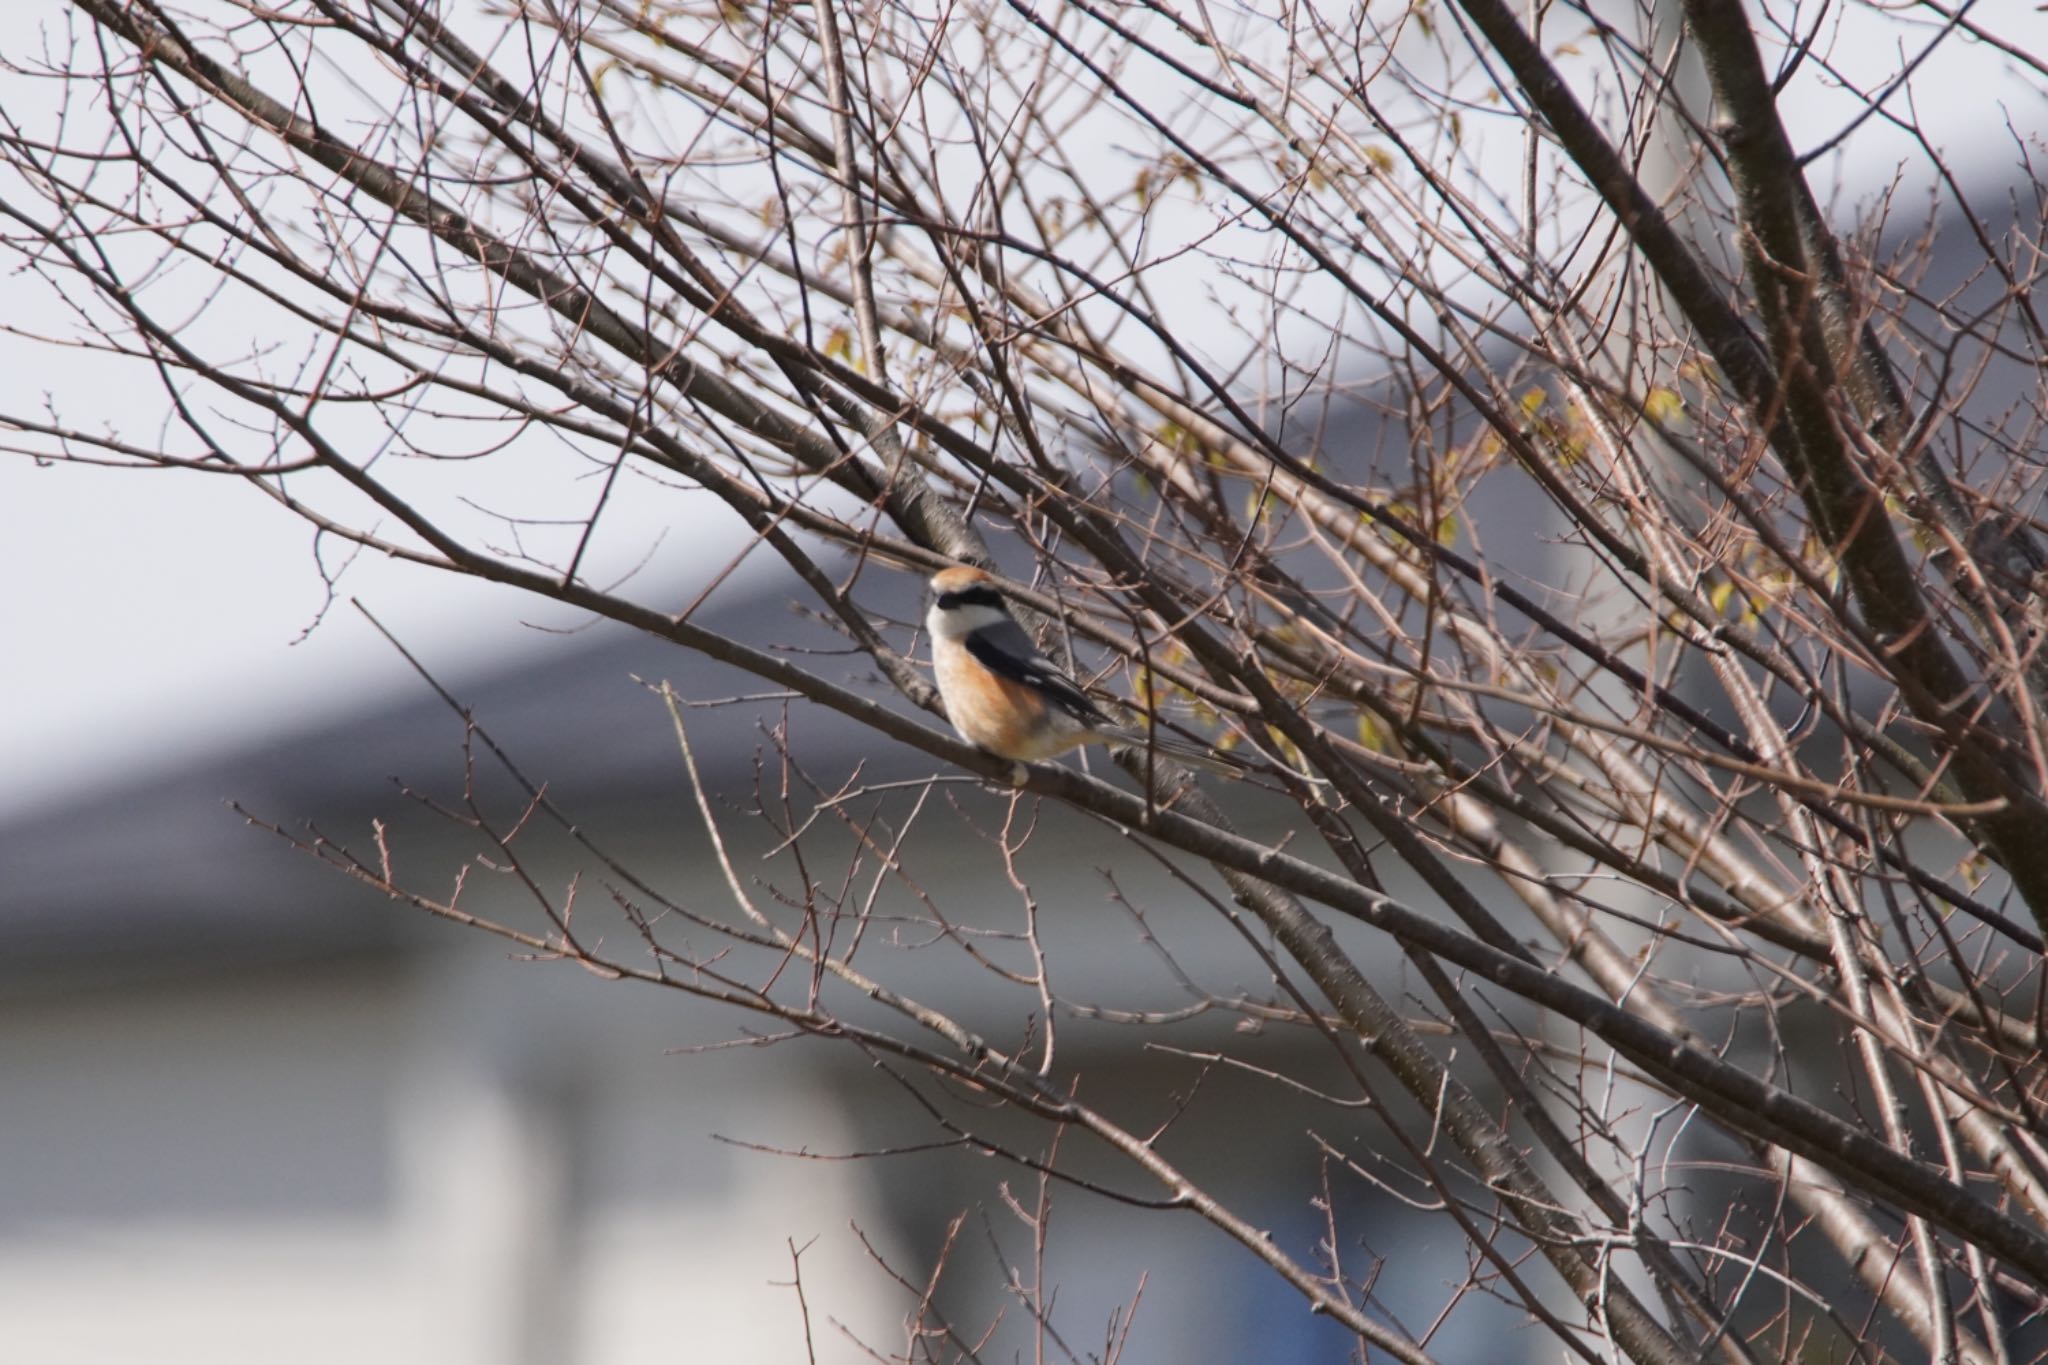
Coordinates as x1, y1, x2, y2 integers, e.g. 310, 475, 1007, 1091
0, 544, 1522, 1362
2, 1, 2040, 1360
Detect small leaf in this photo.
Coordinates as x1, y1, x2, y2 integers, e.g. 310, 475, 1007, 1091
1265, 725, 1304, 769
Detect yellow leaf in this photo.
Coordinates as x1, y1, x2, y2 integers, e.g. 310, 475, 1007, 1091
1265, 725, 1304, 768
1643, 386, 1684, 423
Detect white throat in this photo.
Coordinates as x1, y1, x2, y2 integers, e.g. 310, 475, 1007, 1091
927, 600, 1010, 640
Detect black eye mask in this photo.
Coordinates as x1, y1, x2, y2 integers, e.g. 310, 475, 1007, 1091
934, 584, 1006, 613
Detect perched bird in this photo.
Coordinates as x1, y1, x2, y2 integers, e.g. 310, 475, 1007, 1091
924, 565, 1243, 776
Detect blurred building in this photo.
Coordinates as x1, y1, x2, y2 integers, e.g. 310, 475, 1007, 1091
0, 570, 1528, 1364
5, 154, 2029, 1363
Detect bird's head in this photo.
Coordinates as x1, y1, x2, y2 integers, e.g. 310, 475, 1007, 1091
925, 565, 1012, 639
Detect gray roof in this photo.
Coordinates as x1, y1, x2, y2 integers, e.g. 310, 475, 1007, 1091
0, 567, 937, 968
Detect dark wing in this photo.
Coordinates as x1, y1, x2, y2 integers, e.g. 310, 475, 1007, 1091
964, 620, 1112, 729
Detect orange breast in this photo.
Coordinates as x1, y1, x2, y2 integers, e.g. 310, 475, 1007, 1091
936, 649, 1084, 760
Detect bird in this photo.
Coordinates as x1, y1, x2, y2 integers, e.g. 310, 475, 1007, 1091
924, 565, 1245, 777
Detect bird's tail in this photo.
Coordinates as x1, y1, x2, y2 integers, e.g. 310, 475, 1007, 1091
1101, 728, 1250, 777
